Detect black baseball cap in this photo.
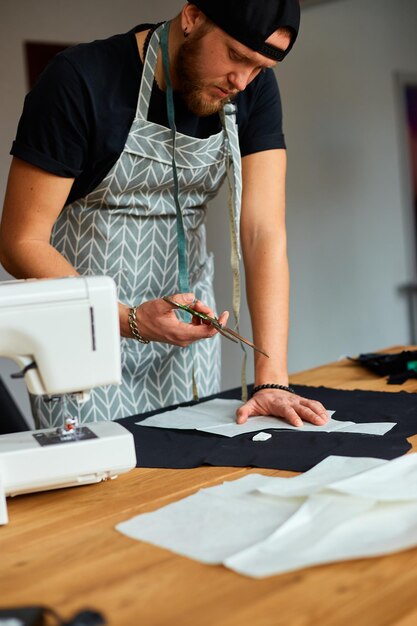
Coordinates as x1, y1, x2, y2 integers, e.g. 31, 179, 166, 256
188, 0, 300, 61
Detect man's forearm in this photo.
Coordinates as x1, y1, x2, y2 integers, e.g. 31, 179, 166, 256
243, 235, 290, 386
0, 240, 78, 278
0, 239, 78, 280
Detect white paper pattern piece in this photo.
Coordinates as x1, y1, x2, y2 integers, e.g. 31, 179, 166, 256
136, 398, 396, 437
116, 454, 417, 578
136, 399, 243, 430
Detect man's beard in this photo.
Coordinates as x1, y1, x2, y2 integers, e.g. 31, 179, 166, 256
175, 37, 237, 117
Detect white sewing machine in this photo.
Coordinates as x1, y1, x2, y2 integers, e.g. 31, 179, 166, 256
0, 276, 137, 525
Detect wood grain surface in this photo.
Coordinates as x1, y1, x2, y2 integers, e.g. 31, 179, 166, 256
1, 347, 416, 626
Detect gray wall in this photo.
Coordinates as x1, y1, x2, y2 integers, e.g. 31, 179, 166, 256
1, 0, 416, 421
210, 0, 417, 385
282, 0, 417, 371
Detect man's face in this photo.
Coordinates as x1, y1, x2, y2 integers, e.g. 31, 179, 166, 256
175, 25, 291, 117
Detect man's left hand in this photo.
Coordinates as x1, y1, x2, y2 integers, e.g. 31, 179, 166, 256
236, 388, 328, 427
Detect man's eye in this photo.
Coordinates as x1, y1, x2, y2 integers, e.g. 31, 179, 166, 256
230, 50, 243, 62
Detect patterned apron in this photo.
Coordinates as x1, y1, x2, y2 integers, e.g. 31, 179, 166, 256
32, 24, 242, 428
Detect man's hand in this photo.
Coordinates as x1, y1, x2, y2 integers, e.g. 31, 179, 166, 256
128, 293, 229, 347
236, 388, 328, 427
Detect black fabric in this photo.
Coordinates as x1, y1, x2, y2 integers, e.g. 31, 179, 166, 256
117, 385, 417, 472
388, 371, 417, 385
11, 24, 285, 206
191, 0, 300, 60
351, 351, 417, 385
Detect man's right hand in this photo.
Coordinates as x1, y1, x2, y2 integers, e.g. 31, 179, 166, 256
120, 293, 229, 347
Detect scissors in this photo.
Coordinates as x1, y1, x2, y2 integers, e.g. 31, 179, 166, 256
163, 296, 269, 358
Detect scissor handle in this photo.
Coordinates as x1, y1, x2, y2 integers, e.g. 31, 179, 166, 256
163, 296, 219, 325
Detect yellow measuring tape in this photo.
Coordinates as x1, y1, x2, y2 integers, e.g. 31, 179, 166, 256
221, 105, 248, 403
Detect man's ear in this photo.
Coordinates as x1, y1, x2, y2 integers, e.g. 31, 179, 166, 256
181, 3, 204, 36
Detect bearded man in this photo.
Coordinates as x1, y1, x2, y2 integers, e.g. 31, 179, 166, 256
0, 0, 328, 429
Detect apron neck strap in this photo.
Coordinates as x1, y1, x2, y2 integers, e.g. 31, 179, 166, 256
135, 23, 165, 121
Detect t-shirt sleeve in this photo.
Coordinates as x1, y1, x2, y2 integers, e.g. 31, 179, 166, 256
237, 69, 286, 157
10, 53, 92, 177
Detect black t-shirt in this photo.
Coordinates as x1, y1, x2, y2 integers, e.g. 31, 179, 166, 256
11, 24, 286, 206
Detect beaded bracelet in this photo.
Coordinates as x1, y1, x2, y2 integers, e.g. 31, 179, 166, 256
252, 383, 295, 396
128, 306, 150, 344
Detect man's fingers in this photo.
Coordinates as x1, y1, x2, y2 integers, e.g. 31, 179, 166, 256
139, 296, 228, 346
280, 407, 303, 427
237, 406, 315, 428
164, 295, 229, 336
168, 293, 220, 325
205, 310, 229, 335
217, 310, 229, 326
236, 403, 254, 424
171, 292, 196, 305
192, 299, 216, 317
300, 399, 328, 422
173, 317, 221, 344
234, 389, 330, 429
298, 405, 327, 425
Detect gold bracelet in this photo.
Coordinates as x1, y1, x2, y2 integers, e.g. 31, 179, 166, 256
128, 306, 150, 344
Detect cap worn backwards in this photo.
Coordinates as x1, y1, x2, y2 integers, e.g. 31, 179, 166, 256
188, 0, 300, 61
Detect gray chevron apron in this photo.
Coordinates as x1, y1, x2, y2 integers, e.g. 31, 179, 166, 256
31, 23, 242, 428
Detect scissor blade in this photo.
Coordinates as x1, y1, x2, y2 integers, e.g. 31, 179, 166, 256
217, 326, 239, 344
163, 296, 268, 356
221, 326, 270, 358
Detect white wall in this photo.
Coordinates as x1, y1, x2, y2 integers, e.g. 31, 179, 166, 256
1, 0, 416, 420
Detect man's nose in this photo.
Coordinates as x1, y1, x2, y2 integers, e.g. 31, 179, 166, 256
227, 69, 252, 92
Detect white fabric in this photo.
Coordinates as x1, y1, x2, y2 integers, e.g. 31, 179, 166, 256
117, 474, 300, 564
256, 455, 386, 497
116, 454, 417, 578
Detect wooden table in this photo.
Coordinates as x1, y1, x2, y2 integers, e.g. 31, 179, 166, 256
2, 347, 417, 626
